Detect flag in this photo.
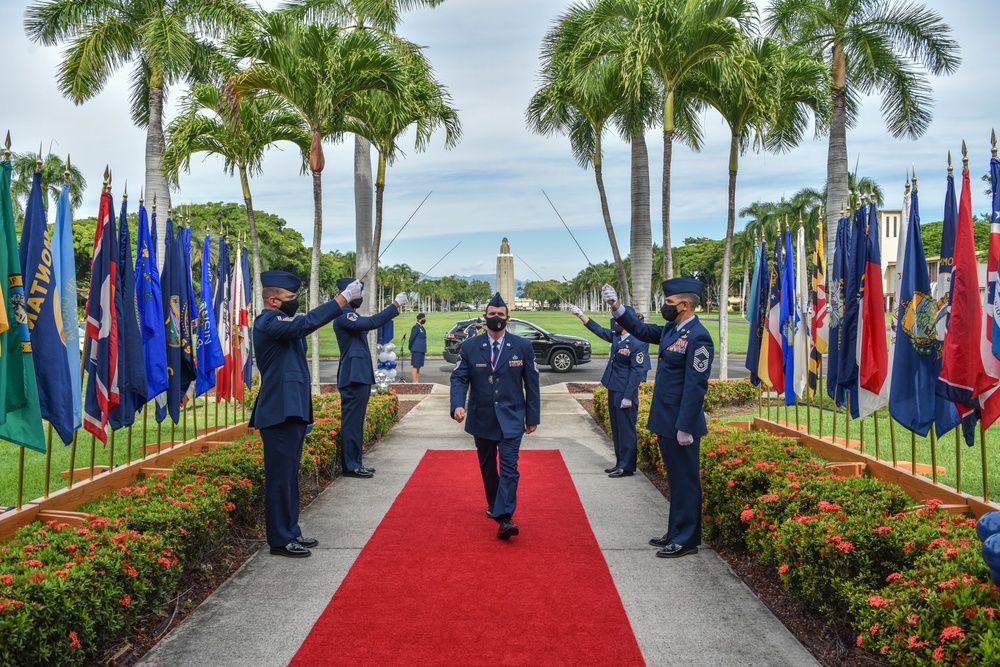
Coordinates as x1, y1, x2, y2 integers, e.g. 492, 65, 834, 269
937, 167, 999, 443
82, 190, 120, 443
762, 239, 784, 392
990, 154, 1000, 362
780, 230, 798, 404
228, 246, 249, 401
157, 218, 182, 424
887, 183, 912, 400
0, 159, 46, 452
19, 171, 75, 444
195, 235, 225, 396
182, 228, 198, 401
827, 215, 850, 407
837, 204, 866, 418
794, 225, 809, 399
857, 200, 889, 419
52, 181, 82, 433
214, 238, 232, 401
934, 172, 958, 340
746, 241, 767, 385
890, 186, 957, 436
745, 243, 761, 324
240, 247, 252, 391
808, 223, 827, 398
136, 201, 168, 400
109, 197, 148, 430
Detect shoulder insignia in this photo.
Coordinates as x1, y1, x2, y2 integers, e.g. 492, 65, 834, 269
347, 312, 358, 322
454, 359, 462, 371
693, 345, 710, 373
636, 351, 645, 365
277, 316, 295, 322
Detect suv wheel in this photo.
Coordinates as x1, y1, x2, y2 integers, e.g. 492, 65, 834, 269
549, 349, 575, 373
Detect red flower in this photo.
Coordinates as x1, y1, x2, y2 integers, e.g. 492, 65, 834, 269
870, 623, 879, 636
867, 595, 890, 608
777, 564, 789, 575
940, 626, 965, 642
0, 574, 12, 586
27, 573, 46, 584
69, 631, 81, 649
125, 566, 138, 577
856, 634, 863, 646
119, 595, 131, 606
886, 572, 902, 583
908, 635, 929, 649
933, 647, 945, 662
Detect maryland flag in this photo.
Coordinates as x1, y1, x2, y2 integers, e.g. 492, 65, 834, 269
807, 223, 827, 397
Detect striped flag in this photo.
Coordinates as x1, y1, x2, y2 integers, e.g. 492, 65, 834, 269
857, 200, 889, 419
794, 225, 809, 399
240, 247, 252, 391
837, 204, 867, 419
762, 239, 784, 392
807, 223, 827, 397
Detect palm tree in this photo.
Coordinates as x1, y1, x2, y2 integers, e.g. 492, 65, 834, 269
25, 0, 253, 267
767, 0, 960, 274
162, 83, 310, 313
587, 0, 753, 280
690, 36, 827, 378
228, 11, 402, 393
9, 150, 86, 222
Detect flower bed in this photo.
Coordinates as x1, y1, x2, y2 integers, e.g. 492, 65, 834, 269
0, 391, 399, 666
591, 392, 999, 666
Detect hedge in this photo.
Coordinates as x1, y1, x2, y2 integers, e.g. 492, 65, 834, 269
0, 391, 399, 666
592, 391, 1000, 666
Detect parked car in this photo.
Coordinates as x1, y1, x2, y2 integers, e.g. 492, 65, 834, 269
443, 317, 591, 372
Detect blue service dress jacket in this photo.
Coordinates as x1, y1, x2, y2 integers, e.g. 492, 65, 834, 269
614, 312, 714, 439
333, 303, 401, 386
584, 320, 650, 402
408, 322, 427, 353
450, 332, 541, 440
249, 299, 345, 430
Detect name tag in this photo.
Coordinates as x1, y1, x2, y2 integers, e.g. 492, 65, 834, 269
508, 359, 523, 367
476, 363, 488, 368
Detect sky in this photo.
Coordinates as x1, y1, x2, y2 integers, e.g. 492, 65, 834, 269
4, 0, 999, 282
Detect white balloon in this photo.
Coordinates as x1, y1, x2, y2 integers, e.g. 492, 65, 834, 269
376, 344, 385, 353
387, 369, 397, 380
376, 352, 387, 362
385, 343, 396, 353
388, 352, 397, 362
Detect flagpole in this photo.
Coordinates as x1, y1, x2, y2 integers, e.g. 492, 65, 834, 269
43, 425, 54, 497
16, 448, 25, 510
930, 425, 938, 484
981, 422, 989, 502
68, 432, 79, 490
859, 418, 865, 455
108, 427, 116, 471
873, 411, 880, 461
127, 424, 133, 464
88, 433, 97, 479
142, 402, 148, 457
818, 358, 824, 436
955, 429, 962, 492
911, 432, 917, 477
832, 397, 838, 445
844, 396, 850, 448
889, 415, 898, 467
183, 395, 188, 442
157, 417, 163, 455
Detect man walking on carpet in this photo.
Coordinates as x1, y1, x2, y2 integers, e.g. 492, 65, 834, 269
450, 292, 540, 539
603, 278, 714, 559
250, 271, 362, 558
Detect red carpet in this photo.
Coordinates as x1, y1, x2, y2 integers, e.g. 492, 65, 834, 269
290, 450, 646, 666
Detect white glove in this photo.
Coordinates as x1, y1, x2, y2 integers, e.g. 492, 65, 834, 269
620, 398, 632, 409
341, 279, 363, 302
677, 431, 694, 446
394, 292, 408, 308
602, 283, 618, 306
568, 304, 582, 316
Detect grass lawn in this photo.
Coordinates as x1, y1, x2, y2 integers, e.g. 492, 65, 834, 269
308, 309, 751, 358
0, 398, 248, 509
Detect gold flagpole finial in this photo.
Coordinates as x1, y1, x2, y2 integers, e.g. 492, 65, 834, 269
103, 166, 110, 192
948, 150, 954, 177
4, 131, 10, 161
167, 205, 173, 219
36, 142, 43, 172
912, 164, 917, 191
64, 155, 71, 184
139, 186, 144, 206
841, 203, 846, 218
152, 192, 157, 214
962, 140, 969, 172
993, 129, 997, 159
108, 169, 113, 192
123, 180, 128, 201
905, 168, 910, 193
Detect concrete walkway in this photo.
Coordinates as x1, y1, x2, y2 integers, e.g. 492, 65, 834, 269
139, 386, 816, 667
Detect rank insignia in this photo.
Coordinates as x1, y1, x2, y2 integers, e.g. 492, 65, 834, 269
693, 345, 710, 373
346, 312, 358, 322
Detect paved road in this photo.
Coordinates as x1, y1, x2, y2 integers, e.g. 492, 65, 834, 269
310, 355, 751, 386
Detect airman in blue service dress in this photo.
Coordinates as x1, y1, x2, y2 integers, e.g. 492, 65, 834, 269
251, 271, 361, 558
450, 292, 541, 540
408, 313, 427, 383
604, 278, 714, 559
570, 305, 650, 476
333, 277, 406, 478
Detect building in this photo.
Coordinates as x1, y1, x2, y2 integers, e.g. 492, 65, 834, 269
496, 237, 516, 310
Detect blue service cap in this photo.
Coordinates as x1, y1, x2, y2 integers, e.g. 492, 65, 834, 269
337, 277, 361, 292
487, 292, 507, 309
662, 277, 704, 299
260, 270, 301, 292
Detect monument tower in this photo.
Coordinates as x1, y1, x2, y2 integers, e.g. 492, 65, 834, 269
496, 237, 515, 310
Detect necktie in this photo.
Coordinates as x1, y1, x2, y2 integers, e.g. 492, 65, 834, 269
491, 341, 500, 371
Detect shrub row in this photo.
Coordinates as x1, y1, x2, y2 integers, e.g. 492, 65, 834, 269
0, 391, 399, 666
592, 391, 999, 666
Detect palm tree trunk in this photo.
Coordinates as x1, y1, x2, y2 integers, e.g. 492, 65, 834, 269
720, 135, 739, 381
310, 167, 323, 395
662, 91, 675, 280
594, 157, 631, 306
146, 86, 171, 271
630, 134, 652, 319
240, 167, 263, 315
825, 44, 849, 288
354, 136, 374, 316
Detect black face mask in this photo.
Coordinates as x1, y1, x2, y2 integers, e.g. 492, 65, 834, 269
419, 319, 426, 325
279, 297, 300, 317
349, 298, 363, 310
661, 303, 679, 322
486, 315, 507, 332
611, 321, 624, 335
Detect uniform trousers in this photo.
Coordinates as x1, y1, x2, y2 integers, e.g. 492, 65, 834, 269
657, 434, 702, 548
260, 418, 309, 547
607, 389, 639, 472
473, 435, 522, 521
339, 382, 371, 471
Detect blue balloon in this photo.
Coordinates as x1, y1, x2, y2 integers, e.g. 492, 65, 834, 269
991, 567, 1000, 587
977, 511, 1000, 542
983, 533, 1000, 568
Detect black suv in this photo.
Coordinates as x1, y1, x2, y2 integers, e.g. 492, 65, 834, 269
443, 318, 591, 372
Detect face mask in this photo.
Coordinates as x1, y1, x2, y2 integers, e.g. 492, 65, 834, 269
612, 321, 624, 335
279, 297, 300, 317
419, 319, 426, 325
349, 298, 363, 310
661, 303, 679, 322
486, 315, 507, 332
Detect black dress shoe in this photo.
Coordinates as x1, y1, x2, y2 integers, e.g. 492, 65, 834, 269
655, 543, 698, 558
270, 542, 311, 558
485, 505, 495, 519
360, 465, 376, 473
608, 469, 634, 478
604, 466, 619, 474
296, 536, 319, 548
343, 468, 374, 478
497, 521, 519, 540
649, 534, 673, 548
